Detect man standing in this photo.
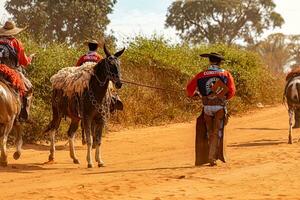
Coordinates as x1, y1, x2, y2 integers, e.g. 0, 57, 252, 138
0, 20, 33, 121
186, 52, 235, 166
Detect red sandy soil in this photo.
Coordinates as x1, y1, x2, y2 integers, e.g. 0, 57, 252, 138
1, 105, 300, 200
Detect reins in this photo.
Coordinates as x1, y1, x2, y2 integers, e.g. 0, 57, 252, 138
120, 79, 186, 93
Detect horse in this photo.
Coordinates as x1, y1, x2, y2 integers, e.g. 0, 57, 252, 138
0, 80, 23, 166
284, 75, 300, 144
44, 45, 125, 168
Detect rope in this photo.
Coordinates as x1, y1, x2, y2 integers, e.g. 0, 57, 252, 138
121, 79, 186, 93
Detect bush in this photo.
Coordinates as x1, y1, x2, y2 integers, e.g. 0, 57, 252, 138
17, 35, 283, 143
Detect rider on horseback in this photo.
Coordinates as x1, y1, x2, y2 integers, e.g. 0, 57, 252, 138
76, 40, 123, 112
187, 52, 236, 166
0, 21, 33, 121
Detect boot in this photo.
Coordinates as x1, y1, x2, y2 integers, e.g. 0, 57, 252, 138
208, 132, 218, 166
110, 94, 123, 112
19, 92, 32, 122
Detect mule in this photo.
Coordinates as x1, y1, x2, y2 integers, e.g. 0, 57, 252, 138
0, 80, 23, 166
284, 76, 300, 144
44, 45, 124, 168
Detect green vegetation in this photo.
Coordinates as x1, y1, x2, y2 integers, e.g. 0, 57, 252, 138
20, 35, 283, 142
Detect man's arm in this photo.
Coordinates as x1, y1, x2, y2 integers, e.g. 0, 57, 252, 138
186, 73, 201, 97
226, 71, 236, 100
76, 56, 84, 66
14, 39, 31, 67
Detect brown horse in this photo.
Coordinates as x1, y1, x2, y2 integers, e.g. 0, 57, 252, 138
44, 45, 124, 168
284, 75, 300, 144
0, 80, 23, 166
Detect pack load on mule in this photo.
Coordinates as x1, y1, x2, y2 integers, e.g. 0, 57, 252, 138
0, 21, 34, 166
283, 66, 300, 144
186, 52, 236, 167
45, 44, 125, 168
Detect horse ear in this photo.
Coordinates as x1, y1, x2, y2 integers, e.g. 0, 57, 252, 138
114, 48, 125, 58
103, 44, 111, 57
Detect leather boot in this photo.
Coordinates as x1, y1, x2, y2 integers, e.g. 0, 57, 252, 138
208, 132, 218, 166
19, 91, 32, 122
110, 94, 123, 112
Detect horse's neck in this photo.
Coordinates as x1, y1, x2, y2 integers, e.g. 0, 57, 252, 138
90, 61, 109, 100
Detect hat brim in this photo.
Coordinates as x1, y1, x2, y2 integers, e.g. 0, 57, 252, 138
0, 27, 25, 36
84, 41, 99, 45
200, 53, 225, 60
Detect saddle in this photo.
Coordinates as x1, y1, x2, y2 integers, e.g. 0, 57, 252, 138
0, 64, 25, 96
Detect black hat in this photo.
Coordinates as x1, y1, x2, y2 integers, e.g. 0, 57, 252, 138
200, 52, 224, 60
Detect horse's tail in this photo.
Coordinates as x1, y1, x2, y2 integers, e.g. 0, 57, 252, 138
43, 89, 63, 133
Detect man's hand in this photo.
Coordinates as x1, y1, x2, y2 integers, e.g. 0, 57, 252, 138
191, 91, 202, 100
29, 53, 36, 60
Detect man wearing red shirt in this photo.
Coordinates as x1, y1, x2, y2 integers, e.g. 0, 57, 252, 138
76, 40, 103, 66
187, 52, 236, 166
0, 21, 33, 121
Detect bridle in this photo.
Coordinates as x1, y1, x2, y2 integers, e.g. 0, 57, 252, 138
93, 56, 121, 87
88, 56, 121, 119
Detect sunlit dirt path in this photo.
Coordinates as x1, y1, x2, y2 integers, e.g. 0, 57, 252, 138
1, 106, 300, 200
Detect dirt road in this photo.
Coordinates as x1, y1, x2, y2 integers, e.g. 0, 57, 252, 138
1, 106, 300, 200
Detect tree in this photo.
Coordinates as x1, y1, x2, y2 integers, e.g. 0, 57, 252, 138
5, 0, 117, 44
165, 0, 284, 45
254, 33, 290, 72
287, 35, 300, 67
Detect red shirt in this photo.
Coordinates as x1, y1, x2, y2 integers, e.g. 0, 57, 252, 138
0, 37, 32, 67
186, 67, 236, 100
76, 51, 103, 66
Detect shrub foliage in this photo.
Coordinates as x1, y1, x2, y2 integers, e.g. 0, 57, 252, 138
19, 36, 283, 142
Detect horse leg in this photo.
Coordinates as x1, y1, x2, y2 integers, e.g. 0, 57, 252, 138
13, 121, 23, 160
46, 117, 62, 162
94, 119, 105, 167
288, 109, 293, 144
68, 119, 80, 164
83, 117, 93, 168
0, 121, 14, 167
81, 121, 86, 145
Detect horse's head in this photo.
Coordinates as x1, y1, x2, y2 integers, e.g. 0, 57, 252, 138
100, 44, 125, 89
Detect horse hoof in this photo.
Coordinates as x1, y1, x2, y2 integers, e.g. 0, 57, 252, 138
98, 162, 104, 167
82, 140, 86, 145
13, 152, 21, 160
73, 159, 80, 164
48, 155, 54, 161
87, 164, 93, 168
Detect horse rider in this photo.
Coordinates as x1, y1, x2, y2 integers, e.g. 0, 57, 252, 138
76, 40, 123, 112
186, 52, 236, 166
0, 20, 34, 121
76, 40, 103, 66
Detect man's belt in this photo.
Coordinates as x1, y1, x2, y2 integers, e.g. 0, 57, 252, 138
202, 96, 226, 106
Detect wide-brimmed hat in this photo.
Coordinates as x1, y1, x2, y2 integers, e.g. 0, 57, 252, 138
200, 52, 225, 60
0, 21, 26, 36
84, 39, 99, 45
